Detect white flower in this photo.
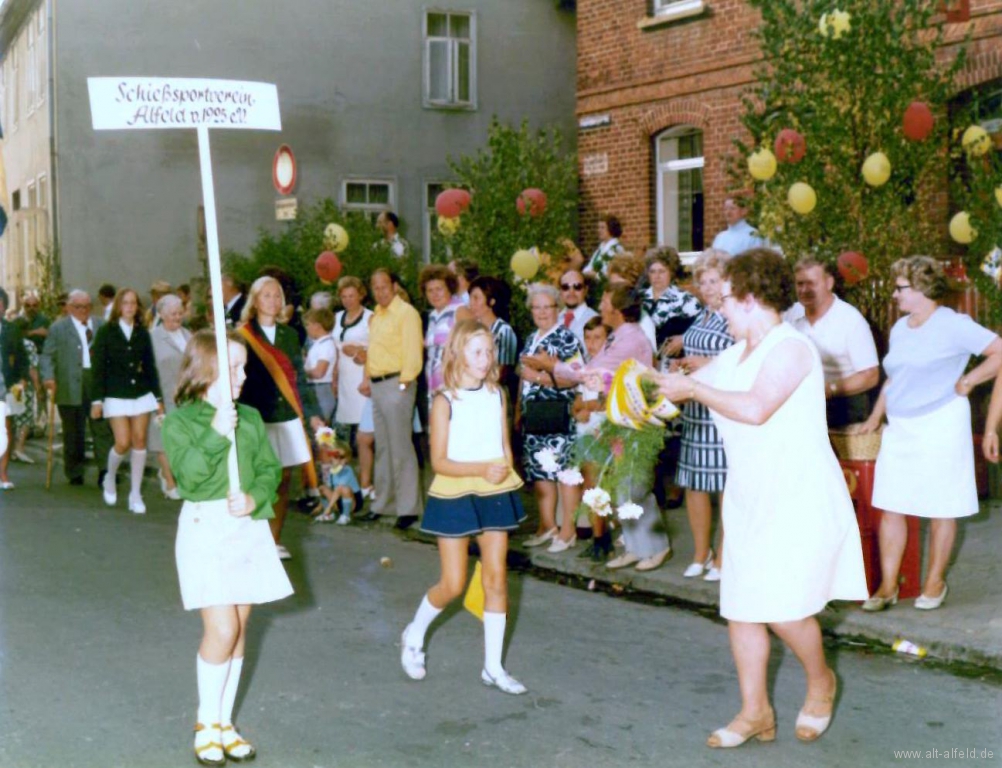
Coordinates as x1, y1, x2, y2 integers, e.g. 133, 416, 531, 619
616, 502, 644, 521
534, 447, 561, 474
556, 467, 584, 486
582, 487, 612, 517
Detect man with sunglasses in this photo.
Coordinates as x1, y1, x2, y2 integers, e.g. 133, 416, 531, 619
557, 270, 598, 346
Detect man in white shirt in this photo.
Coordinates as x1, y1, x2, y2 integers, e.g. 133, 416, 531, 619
711, 198, 766, 256
557, 269, 599, 346
40, 289, 113, 485
376, 211, 409, 259
784, 257, 880, 427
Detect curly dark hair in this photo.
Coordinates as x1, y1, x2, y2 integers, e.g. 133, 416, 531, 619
891, 255, 948, 301
724, 249, 795, 313
418, 264, 459, 297
469, 275, 512, 321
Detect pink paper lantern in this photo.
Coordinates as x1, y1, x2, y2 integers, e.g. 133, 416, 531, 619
774, 129, 807, 164
837, 251, 869, 285
315, 251, 343, 284
902, 102, 934, 142
435, 189, 471, 218
516, 188, 548, 217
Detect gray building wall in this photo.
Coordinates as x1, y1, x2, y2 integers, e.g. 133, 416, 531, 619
51, 1, 576, 295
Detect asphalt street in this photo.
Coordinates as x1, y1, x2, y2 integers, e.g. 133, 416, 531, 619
0, 462, 999, 768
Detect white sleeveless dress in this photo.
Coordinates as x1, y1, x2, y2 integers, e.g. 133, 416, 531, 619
708, 323, 867, 622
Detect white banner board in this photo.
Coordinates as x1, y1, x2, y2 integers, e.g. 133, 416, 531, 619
87, 77, 281, 131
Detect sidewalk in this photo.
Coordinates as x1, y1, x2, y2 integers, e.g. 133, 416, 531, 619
22, 434, 1002, 671
517, 498, 1002, 671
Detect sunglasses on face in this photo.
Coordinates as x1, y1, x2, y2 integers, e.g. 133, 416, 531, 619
560, 283, 584, 291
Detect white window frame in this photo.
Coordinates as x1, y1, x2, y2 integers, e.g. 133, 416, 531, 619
36, 173, 47, 210
656, 126, 704, 265
35, 9, 45, 108
10, 44, 19, 132
653, 0, 706, 22
423, 9, 476, 110
340, 178, 395, 224
26, 22, 36, 114
26, 180, 35, 209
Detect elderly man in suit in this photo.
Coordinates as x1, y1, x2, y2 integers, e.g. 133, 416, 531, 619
0, 286, 28, 489
40, 289, 113, 486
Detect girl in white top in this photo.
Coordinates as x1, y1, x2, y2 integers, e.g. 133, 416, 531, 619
400, 320, 527, 694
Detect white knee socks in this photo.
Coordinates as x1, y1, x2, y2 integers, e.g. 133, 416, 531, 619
106, 448, 127, 487
129, 449, 146, 499
406, 594, 443, 648
483, 611, 507, 677
220, 656, 243, 726
196, 654, 230, 726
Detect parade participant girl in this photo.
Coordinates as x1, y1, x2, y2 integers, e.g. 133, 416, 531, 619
163, 330, 293, 766
91, 288, 163, 514
400, 320, 527, 694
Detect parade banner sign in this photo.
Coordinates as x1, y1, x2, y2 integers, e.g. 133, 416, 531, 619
88, 77, 283, 491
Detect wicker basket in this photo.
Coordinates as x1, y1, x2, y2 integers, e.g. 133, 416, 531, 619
829, 426, 883, 462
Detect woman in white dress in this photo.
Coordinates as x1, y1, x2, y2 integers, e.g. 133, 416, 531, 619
332, 276, 374, 496
657, 249, 866, 749
150, 294, 192, 499
855, 257, 1001, 611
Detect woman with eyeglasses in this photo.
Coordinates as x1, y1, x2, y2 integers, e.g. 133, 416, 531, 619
642, 246, 702, 364
854, 256, 1002, 612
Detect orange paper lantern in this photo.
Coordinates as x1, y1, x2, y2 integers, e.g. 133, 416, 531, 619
902, 102, 934, 142
315, 251, 343, 284
516, 188, 548, 217
774, 129, 807, 163
837, 251, 869, 285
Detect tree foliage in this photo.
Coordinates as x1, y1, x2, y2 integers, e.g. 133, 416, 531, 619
736, 0, 971, 324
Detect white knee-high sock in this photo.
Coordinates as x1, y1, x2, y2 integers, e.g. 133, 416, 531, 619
196, 655, 230, 726
129, 449, 147, 498
406, 594, 442, 647
219, 656, 243, 726
483, 611, 507, 677
106, 447, 127, 483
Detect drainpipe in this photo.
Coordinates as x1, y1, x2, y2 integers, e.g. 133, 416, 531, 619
46, 0, 57, 270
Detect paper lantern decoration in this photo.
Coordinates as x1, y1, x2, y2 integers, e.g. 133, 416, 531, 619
982, 249, 1002, 282
774, 129, 807, 163
510, 249, 540, 280
748, 148, 777, 181
435, 188, 471, 218
437, 216, 461, 237
949, 211, 976, 244
902, 102, 934, 142
516, 188, 548, 217
862, 152, 891, 187
837, 251, 869, 285
315, 251, 342, 284
962, 125, 991, 157
995, 186, 1002, 209
787, 182, 817, 215
819, 9, 851, 39
323, 223, 349, 252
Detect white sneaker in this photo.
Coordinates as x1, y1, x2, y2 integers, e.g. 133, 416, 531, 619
336, 512, 351, 526
703, 565, 722, 582
276, 544, 292, 560
481, 668, 527, 695
128, 495, 146, 514
546, 534, 577, 554
400, 626, 426, 680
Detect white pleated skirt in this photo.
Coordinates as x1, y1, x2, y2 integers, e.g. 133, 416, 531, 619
873, 396, 978, 519
265, 418, 312, 467
175, 499, 294, 610
104, 392, 158, 417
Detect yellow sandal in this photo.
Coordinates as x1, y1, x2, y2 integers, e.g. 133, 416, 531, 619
221, 723, 257, 762
193, 722, 225, 767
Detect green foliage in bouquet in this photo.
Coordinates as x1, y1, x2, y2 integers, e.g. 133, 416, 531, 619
574, 419, 667, 508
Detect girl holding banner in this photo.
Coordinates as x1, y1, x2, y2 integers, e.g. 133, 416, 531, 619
236, 276, 324, 560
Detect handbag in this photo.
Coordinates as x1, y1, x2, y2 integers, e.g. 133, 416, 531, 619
522, 399, 571, 435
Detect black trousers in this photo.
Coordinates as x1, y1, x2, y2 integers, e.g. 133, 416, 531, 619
58, 371, 113, 482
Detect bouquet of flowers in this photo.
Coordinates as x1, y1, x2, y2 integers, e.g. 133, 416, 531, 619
535, 359, 679, 521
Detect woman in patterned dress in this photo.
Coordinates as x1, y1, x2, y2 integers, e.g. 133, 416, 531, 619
642, 246, 703, 362
673, 250, 733, 581
518, 283, 585, 551
420, 264, 473, 400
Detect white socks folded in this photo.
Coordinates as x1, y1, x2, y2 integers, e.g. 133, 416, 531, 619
196, 654, 245, 726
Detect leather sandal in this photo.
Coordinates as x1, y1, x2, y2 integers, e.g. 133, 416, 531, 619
221, 723, 257, 762
707, 710, 776, 748
795, 669, 837, 742
193, 722, 225, 767
481, 668, 527, 695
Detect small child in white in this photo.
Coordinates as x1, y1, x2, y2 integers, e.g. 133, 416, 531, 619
313, 427, 361, 525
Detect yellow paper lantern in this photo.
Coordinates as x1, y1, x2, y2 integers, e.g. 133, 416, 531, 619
323, 223, 349, 252
995, 186, 1002, 209
748, 148, 778, 181
510, 249, 540, 280
787, 182, 817, 215
962, 125, 991, 157
437, 216, 461, 237
861, 152, 891, 187
819, 9, 851, 39
949, 211, 976, 244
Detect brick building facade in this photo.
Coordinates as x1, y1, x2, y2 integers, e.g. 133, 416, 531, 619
575, 0, 1002, 261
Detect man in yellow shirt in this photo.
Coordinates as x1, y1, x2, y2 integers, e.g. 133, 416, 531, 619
366, 269, 424, 528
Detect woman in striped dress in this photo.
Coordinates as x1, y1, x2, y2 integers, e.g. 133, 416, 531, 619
469, 276, 518, 382
673, 250, 733, 581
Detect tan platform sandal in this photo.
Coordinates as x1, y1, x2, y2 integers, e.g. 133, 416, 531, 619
795, 668, 838, 741
707, 710, 776, 748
